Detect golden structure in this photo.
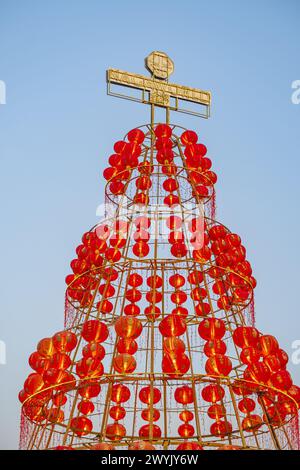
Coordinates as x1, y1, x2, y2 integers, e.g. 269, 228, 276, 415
19, 52, 299, 451
107, 51, 211, 118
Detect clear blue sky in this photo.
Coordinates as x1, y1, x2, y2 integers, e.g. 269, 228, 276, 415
0, 0, 300, 449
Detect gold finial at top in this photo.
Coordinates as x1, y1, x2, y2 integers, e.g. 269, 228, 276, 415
145, 51, 174, 80
106, 51, 211, 119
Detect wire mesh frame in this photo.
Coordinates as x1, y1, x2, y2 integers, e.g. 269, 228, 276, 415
20, 125, 299, 450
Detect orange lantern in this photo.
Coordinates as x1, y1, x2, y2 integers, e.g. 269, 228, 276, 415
52, 331, 77, 353
128, 441, 156, 450
106, 423, 126, 441
113, 354, 136, 374
115, 316, 142, 339
70, 416, 93, 436
141, 408, 160, 422
37, 338, 56, 358
242, 415, 262, 432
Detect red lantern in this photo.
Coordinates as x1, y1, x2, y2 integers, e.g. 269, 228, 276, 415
124, 304, 140, 316
270, 370, 293, 391
128, 441, 156, 450
163, 178, 178, 192
147, 275, 162, 289
202, 384, 225, 403
163, 337, 186, 356
238, 398, 256, 413
24, 373, 44, 395
179, 410, 194, 422
276, 349, 289, 368
246, 363, 270, 384
127, 128, 145, 144
210, 420, 232, 438
139, 424, 161, 438
113, 354, 137, 374
171, 242, 188, 258
242, 415, 262, 432
155, 124, 172, 139
177, 442, 203, 450
115, 316, 142, 339
169, 273, 185, 288
144, 305, 161, 321
159, 314, 186, 337
126, 288, 142, 303
52, 331, 77, 353
259, 335, 279, 357
164, 194, 179, 207
37, 338, 56, 358
117, 338, 138, 355
187, 270, 204, 285
139, 386, 161, 405
178, 423, 195, 438
172, 306, 188, 317
70, 416, 93, 436
198, 318, 226, 341
82, 342, 105, 360
76, 357, 104, 379
181, 130, 198, 145
240, 347, 260, 365
109, 405, 126, 420
195, 302, 211, 317
77, 400, 95, 415
141, 408, 160, 422
111, 384, 131, 403
204, 340, 227, 357
233, 326, 260, 348
162, 353, 190, 377
78, 382, 101, 399
263, 355, 281, 373
207, 403, 226, 420
50, 353, 71, 370
106, 423, 126, 441
105, 247, 121, 262
205, 355, 232, 376
81, 320, 109, 343
128, 273, 143, 287
174, 385, 194, 404
132, 241, 149, 258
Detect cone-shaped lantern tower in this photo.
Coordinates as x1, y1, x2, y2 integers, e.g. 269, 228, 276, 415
19, 52, 300, 451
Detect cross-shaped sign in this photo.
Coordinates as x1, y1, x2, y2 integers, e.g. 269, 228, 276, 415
106, 51, 211, 119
